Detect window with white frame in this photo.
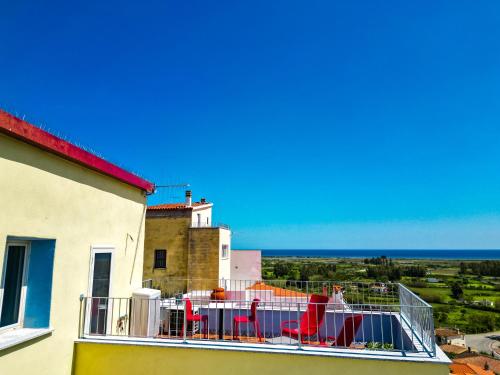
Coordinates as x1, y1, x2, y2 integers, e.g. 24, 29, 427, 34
221, 244, 229, 259
0, 238, 56, 331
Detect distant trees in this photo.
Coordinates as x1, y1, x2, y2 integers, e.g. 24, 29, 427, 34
273, 262, 292, 278
366, 265, 401, 281
467, 261, 500, 277
401, 266, 427, 278
363, 256, 391, 266
451, 283, 464, 299
456, 260, 500, 277
459, 262, 467, 275
364, 256, 426, 281
272, 262, 336, 281
467, 313, 497, 333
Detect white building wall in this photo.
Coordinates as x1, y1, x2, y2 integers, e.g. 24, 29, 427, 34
191, 206, 212, 227
218, 228, 231, 280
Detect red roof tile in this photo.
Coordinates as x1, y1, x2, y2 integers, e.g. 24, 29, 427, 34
0, 110, 155, 193
450, 363, 494, 375
148, 202, 210, 210
246, 282, 307, 297
454, 356, 500, 375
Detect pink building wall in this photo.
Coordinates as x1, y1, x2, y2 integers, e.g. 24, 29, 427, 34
230, 250, 261, 281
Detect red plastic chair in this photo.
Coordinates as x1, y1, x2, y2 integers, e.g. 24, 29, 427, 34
182, 298, 208, 339
328, 314, 363, 347
281, 294, 329, 344
233, 298, 262, 341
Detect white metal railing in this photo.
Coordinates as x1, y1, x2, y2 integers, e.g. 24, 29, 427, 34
79, 279, 435, 357
398, 283, 436, 356
190, 222, 230, 229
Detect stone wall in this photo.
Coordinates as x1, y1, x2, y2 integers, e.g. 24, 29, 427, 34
143, 216, 192, 293
188, 228, 221, 290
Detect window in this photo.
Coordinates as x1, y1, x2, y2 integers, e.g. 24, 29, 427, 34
88, 247, 113, 335
221, 245, 229, 259
0, 243, 28, 328
154, 249, 167, 269
0, 239, 55, 331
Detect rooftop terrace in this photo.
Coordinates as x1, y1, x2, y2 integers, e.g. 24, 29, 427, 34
78, 279, 450, 365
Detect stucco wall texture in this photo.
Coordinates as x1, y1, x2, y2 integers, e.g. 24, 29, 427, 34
0, 133, 146, 375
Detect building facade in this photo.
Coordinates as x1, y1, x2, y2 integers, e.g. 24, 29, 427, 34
143, 191, 231, 293
230, 250, 262, 281
0, 110, 154, 374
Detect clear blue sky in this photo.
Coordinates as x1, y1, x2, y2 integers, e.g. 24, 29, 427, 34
2, 1, 500, 249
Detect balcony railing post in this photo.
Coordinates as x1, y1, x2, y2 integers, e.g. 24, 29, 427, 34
183, 299, 187, 343
78, 294, 84, 339
297, 303, 302, 349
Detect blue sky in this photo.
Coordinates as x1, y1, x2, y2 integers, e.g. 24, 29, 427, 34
2, 1, 500, 249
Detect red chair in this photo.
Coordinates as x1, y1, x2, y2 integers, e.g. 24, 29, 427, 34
233, 298, 262, 341
328, 314, 363, 347
281, 294, 329, 344
182, 298, 208, 339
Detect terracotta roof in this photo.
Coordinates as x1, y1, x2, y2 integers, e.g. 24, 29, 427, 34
436, 328, 462, 337
440, 344, 468, 355
148, 202, 210, 210
450, 363, 494, 375
246, 282, 307, 297
0, 110, 155, 193
455, 356, 500, 375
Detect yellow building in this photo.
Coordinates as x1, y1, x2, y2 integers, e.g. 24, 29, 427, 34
144, 190, 231, 293
0, 110, 154, 374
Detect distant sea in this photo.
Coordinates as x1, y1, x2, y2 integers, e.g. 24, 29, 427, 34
262, 249, 500, 260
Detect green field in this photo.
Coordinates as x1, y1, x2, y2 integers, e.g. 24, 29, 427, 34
262, 256, 500, 333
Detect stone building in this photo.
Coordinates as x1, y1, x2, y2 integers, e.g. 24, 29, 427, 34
143, 191, 231, 293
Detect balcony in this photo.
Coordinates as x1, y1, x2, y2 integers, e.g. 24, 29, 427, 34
190, 222, 230, 229
77, 279, 450, 367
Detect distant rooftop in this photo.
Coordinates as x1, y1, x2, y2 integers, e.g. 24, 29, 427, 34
148, 190, 212, 211
148, 202, 211, 211
450, 362, 494, 375
435, 328, 462, 338
440, 344, 468, 355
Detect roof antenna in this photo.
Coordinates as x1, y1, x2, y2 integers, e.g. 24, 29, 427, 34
155, 183, 190, 203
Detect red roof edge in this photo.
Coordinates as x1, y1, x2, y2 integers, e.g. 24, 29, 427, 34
0, 110, 155, 193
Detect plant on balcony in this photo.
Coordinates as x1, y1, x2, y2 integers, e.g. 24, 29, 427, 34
367, 342, 394, 350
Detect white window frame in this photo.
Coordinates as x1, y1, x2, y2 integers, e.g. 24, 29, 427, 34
0, 241, 31, 333
84, 245, 114, 336
221, 244, 229, 259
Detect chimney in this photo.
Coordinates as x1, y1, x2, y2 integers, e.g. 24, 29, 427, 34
200, 197, 206, 204
185, 190, 192, 207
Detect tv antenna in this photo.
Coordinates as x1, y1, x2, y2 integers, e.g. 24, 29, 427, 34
155, 183, 190, 203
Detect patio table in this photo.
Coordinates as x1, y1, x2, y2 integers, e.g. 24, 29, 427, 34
209, 301, 230, 340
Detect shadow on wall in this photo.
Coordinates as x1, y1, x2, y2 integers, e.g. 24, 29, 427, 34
0, 332, 52, 358
0, 133, 145, 204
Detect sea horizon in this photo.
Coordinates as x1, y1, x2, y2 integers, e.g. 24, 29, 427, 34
261, 249, 500, 260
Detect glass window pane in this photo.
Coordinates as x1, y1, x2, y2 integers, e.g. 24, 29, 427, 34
92, 253, 111, 298
1, 245, 26, 327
